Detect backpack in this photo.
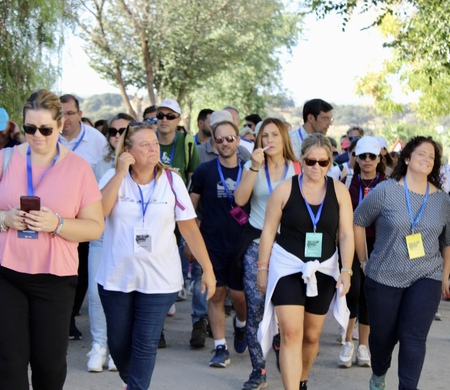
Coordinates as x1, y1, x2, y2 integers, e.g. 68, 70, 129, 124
1, 147, 14, 179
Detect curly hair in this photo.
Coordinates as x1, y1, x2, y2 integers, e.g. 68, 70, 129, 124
391, 136, 442, 189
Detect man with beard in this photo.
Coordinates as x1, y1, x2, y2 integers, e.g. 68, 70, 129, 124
194, 109, 214, 145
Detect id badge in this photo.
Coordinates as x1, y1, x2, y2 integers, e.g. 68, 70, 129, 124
406, 233, 425, 260
134, 227, 152, 253
18, 229, 39, 239
305, 232, 323, 258
229, 206, 249, 225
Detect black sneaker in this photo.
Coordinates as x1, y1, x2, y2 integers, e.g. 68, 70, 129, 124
190, 319, 207, 348
242, 368, 267, 389
300, 380, 308, 390
233, 316, 247, 354
272, 333, 280, 372
158, 330, 166, 349
69, 317, 82, 340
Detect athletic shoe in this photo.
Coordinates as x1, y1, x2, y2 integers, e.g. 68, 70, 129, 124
69, 318, 83, 340
233, 316, 247, 354
158, 330, 167, 349
209, 345, 230, 368
190, 318, 207, 348
177, 287, 187, 301
167, 304, 176, 317
272, 333, 281, 372
434, 311, 442, 321
86, 343, 107, 372
108, 355, 117, 371
338, 341, 354, 368
356, 344, 371, 367
369, 374, 386, 389
242, 368, 267, 389
300, 380, 308, 389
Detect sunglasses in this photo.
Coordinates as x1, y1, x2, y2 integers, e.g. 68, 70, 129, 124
304, 158, 330, 167
214, 135, 238, 144
354, 152, 378, 161
144, 117, 158, 125
108, 128, 126, 137
156, 112, 180, 121
348, 136, 362, 142
23, 125, 53, 136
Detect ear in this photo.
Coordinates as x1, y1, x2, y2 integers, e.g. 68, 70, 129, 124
306, 113, 315, 123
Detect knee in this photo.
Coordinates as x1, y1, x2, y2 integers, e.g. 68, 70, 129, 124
303, 329, 321, 345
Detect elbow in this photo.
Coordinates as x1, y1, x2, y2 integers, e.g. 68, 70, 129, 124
89, 219, 105, 241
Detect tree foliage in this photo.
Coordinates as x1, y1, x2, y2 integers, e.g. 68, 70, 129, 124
66, 0, 302, 123
0, 0, 65, 120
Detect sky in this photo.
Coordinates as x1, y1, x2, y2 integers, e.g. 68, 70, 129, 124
58, 11, 394, 106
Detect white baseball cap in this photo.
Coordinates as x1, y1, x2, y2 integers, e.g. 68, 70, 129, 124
375, 136, 389, 150
210, 110, 234, 127
355, 136, 381, 156
158, 99, 181, 115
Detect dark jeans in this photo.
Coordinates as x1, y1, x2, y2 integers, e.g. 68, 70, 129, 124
99, 285, 177, 390
72, 241, 89, 319
0, 266, 76, 390
365, 276, 441, 390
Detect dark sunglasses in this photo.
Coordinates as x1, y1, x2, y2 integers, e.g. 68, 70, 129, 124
348, 136, 362, 142
23, 125, 53, 136
144, 117, 158, 125
156, 112, 180, 121
354, 152, 378, 161
108, 128, 126, 137
304, 158, 330, 167
214, 135, 238, 144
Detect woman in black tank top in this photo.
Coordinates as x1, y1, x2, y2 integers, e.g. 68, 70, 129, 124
257, 134, 354, 390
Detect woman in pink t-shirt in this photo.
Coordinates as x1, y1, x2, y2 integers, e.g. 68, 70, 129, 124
0, 90, 104, 390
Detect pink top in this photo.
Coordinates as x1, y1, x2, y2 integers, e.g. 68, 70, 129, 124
0, 147, 102, 276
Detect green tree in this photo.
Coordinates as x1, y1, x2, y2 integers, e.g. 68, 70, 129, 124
0, 0, 65, 120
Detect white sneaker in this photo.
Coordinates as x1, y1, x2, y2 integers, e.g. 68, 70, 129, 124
434, 311, 442, 321
108, 354, 117, 371
338, 341, 354, 368
167, 303, 176, 317
87, 343, 107, 372
356, 344, 371, 367
177, 287, 187, 301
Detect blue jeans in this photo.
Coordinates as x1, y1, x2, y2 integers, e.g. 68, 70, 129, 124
365, 276, 441, 390
99, 285, 177, 390
191, 261, 208, 324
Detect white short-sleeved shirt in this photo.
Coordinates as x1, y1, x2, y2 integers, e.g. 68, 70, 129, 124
96, 169, 196, 293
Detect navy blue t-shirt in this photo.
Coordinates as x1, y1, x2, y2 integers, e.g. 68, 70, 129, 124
191, 158, 249, 253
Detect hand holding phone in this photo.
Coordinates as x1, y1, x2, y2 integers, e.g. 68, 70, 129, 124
20, 196, 41, 213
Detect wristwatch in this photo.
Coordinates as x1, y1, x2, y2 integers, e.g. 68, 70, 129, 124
341, 267, 353, 276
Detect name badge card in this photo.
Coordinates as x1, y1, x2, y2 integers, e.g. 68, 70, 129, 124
134, 227, 152, 253
406, 233, 425, 260
18, 229, 38, 239
305, 232, 323, 258
229, 206, 249, 225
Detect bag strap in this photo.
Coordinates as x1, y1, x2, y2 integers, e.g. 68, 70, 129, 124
293, 161, 302, 175
1, 147, 14, 179
165, 170, 185, 211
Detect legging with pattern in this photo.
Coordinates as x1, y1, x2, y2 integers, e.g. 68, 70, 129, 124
243, 241, 265, 371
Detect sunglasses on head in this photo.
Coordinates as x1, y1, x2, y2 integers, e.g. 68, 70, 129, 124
23, 125, 53, 136
354, 152, 378, 161
144, 117, 158, 125
304, 158, 330, 167
108, 128, 126, 137
156, 112, 180, 121
214, 135, 238, 144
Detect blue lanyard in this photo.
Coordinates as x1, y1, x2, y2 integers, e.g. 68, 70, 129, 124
404, 176, 429, 233
26, 144, 60, 196
133, 168, 157, 223
298, 174, 327, 232
298, 127, 304, 141
216, 158, 242, 207
60, 123, 86, 152
160, 132, 177, 165
265, 162, 288, 194
358, 173, 379, 203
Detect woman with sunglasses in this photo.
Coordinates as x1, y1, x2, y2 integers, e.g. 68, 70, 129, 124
337, 136, 386, 369
257, 133, 354, 390
0, 89, 104, 389
354, 136, 450, 390
234, 117, 300, 389
96, 121, 216, 389
86, 113, 135, 373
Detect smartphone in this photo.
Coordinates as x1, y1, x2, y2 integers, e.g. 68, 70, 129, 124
20, 196, 41, 213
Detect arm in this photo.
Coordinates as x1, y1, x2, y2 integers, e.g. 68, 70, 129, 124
234, 149, 265, 206
178, 219, 216, 300
354, 224, 368, 273
442, 246, 450, 297
335, 180, 355, 296
257, 179, 291, 294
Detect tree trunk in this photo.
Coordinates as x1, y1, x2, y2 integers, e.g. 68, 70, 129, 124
115, 66, 137, 118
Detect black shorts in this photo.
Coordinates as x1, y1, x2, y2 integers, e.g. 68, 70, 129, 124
209, 249, 243, 291
271, 271, 336, 315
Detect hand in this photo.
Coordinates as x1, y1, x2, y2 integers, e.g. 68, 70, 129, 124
250, 147, 265, 171
442, 277, 450, 298
336, 272, 351, 297
360, 260, 367, 274
3, 207, 28, 231
9, 121, 25, 143
201, 270, 216, 300
116, 152, 135, 176
183, 243, 196, 262
257, 270, 268, 294
23, 207, 60, 233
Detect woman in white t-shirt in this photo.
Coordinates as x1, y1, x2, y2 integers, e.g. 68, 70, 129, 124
96, 122, 216, 389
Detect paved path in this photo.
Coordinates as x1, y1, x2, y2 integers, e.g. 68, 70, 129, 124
64, 295, 450, 389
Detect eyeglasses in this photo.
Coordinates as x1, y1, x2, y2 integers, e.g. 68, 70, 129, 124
214, 135, 238, 144
23, 125, 53, 136
304, 158, 330, 167
156, 112, 180, 121
62, 111, 79, 117
108, 128, 126, 137
354, 153, 378, 161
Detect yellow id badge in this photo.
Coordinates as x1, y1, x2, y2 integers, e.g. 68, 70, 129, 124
406, 233, 425, 260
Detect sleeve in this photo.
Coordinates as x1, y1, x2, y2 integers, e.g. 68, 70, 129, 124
440, 194, 450, 247
172, 172, 197, 221
353, 180, 387, 227
244, 160, 252, 171
190, 163, 206, 195
98, 168, 116, 190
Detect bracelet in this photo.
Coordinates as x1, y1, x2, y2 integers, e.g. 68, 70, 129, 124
249, 167, 259, 173
0, 211, 9, 232
51, 213, 64, 237
257, 267, 269, 271
341, 267, 353, 276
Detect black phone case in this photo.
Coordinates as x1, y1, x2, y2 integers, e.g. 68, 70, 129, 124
20, 196, 41, 212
